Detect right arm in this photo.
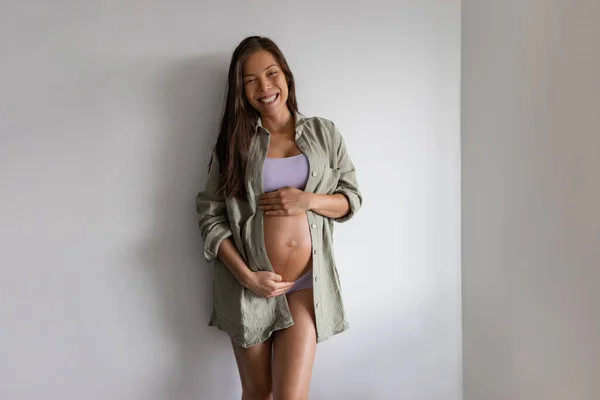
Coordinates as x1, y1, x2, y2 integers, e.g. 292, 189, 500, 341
216, 237, 253, 287
195, 150, 252, 285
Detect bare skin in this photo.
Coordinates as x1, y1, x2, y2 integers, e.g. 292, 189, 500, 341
225, 49, 350, 400
232, 289, 317, 400
271, 289, 317, 399
262, 140, 313, 283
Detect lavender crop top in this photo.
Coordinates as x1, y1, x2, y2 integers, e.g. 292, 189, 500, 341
263, 153, 309, 192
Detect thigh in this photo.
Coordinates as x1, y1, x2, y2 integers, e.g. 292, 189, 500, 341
272, 289, 317, 400
231, 336, 273, 399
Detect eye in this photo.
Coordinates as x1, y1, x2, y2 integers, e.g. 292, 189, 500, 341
244, 78, 256, 85
268, 70, 278, 76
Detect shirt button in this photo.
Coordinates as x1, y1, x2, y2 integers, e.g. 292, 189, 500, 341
316, 302, 321, 308
314, 276, 319, 282
311, 171, 317, 177
311, 223, 316, 229
313, 249, 317, 255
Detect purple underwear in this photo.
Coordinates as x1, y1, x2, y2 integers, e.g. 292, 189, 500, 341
263, 154, 313, 295
285, 269, 314, 295
263, 153, 309, 192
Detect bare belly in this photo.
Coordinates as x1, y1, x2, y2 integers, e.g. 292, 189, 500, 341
263, 212, 313, 282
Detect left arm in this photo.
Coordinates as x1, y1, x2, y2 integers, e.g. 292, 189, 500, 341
258, 189, 349, 218
306, 192, 350, 219
325, 122, 362, 222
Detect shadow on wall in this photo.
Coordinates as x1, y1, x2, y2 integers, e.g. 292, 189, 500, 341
136, 53, 242, 400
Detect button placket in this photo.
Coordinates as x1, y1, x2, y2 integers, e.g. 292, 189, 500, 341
308, 215, 321, 313
298, 136, 324, 331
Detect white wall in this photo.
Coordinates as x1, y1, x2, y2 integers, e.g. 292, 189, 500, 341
0, 1, 461, 399
462, 1, 600, 399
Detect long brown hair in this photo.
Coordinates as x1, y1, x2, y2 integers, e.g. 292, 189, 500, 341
212, 36, 299, 200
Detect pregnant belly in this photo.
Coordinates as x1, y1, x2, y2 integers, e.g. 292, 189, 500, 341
263, 212, 313, 282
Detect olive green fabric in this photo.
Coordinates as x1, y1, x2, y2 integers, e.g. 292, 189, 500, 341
195, 112, 362, 348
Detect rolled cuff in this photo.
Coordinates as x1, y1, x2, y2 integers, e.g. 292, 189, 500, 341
333, 187, 362, 223
202, 221, 233, 261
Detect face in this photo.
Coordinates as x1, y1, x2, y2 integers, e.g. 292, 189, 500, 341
242, 50, 289, 118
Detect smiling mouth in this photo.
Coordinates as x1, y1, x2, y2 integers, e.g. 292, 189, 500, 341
258, 93, 279, 104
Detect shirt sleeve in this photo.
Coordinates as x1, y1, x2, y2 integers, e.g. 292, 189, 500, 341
331, 123, 363, 223
195, 150, 233, 261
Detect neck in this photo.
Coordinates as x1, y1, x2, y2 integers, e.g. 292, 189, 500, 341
260, 107, 294, 135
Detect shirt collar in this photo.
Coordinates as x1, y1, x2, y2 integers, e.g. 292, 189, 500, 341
255, 110, 307, 140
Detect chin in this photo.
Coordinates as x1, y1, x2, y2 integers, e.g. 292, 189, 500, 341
255, 103, 284, 116
261, 106, 285, 116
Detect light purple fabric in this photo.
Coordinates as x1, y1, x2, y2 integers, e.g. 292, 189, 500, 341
285, 269, 314, 295
263, 154, 313, 294
263, 153, 309, 193
262, 154, 313, 294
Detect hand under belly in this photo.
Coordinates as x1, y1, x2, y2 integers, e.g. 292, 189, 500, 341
263, 213, 313, 282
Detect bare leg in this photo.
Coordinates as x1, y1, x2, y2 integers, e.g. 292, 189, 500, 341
272, 289, 317, 400
231, 336, 274, 400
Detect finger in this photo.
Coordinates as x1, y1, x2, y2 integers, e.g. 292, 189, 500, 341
265, 210, 287, 216
266, 280, 293, 292
273, 281, 296, 290
271, 273, 283, 282
268, 289, 289, 298
260, 191, 280, 199
269, 284, 296, 297
262, 197, 283, 204
259, 198, 281, 206
260, 204, 282, 211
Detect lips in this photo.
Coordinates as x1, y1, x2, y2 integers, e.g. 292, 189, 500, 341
258, 93, 279, 104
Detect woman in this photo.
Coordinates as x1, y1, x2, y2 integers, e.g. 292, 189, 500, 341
195, 36, 362, 400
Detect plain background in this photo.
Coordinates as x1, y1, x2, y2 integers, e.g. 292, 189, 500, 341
1, 1, 461, 400
462, 1, 600, 399
4, 1, 599, 400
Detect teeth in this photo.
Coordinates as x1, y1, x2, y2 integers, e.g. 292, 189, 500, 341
260, 94, 277, 104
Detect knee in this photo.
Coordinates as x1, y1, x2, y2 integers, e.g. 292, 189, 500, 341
242, 383, 272, 400
271, 388, 306, 400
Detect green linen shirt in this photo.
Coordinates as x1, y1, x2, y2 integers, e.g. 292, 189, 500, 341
195, 112, 362, 348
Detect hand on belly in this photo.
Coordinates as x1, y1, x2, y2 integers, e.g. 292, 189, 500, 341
263, 213, 313, 282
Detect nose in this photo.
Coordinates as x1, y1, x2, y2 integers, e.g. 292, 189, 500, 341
257, 78, 271, 92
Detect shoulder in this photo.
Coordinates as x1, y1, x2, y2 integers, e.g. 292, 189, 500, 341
300, 115, 341, 143
302, 115, 335, 131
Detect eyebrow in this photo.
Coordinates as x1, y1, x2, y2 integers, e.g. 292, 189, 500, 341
243, 64, 279, 78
